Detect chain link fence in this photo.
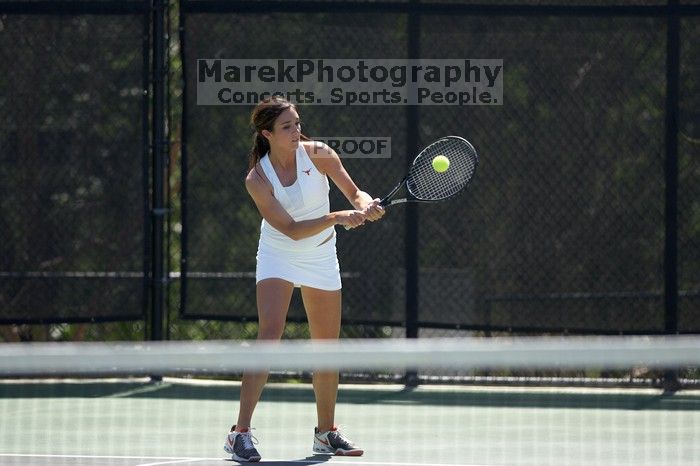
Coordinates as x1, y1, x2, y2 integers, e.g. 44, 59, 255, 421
177, 2, 700, 338
0, 6, 148, 338
679, 17, 700, 334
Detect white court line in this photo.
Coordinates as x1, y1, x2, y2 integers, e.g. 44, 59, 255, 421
0, 454, 491, 466
295, 462, 492, 466
136, 459, 209, 466
0, 454, 213, 460
108, 382, 173, 398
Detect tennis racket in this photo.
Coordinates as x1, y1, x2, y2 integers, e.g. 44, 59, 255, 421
346, 136, 478, 230
345, 136, 478, 229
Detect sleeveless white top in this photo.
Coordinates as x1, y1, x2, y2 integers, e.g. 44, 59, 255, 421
258, 143, 334, 251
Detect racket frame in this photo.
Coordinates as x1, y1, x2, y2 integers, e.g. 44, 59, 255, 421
379, 136, 478, 207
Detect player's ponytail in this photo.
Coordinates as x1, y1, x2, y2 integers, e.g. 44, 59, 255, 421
248, 96, 308, 171
249, 132, 270, 170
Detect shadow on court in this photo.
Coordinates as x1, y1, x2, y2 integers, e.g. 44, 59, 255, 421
1, 379, 699, 411
227, 454, 332, 465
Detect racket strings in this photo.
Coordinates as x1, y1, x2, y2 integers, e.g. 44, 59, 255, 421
407, 137, 478, 201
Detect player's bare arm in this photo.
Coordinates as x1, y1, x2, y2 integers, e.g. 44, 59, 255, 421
246, 165, 365, 239
304, 141, 385, 222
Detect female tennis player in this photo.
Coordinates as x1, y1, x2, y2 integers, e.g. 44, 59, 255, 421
224, 96, 384, 462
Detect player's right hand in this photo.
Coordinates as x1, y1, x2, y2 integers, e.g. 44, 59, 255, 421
335, 210, 366, 229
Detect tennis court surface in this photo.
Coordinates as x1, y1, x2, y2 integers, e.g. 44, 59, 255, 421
1, 337, 699, 466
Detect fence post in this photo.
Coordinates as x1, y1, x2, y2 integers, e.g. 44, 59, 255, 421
404, 1, 421, 387
663, 0, 680, 391
150, 0, 168, 346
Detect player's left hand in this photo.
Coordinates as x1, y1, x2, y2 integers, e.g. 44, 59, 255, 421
363, 198, 385, 222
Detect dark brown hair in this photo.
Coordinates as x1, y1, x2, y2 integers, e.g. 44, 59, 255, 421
248, 96, 309, 171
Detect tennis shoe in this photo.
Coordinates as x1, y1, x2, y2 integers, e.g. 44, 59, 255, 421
313, 427, 363, 456
224, 425, 261, 462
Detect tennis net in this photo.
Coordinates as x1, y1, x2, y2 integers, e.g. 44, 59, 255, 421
1, 336, 699, 466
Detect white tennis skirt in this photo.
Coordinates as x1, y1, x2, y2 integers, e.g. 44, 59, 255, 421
256, 234, 341, 291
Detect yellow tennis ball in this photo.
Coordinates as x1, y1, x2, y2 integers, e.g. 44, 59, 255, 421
432, 155, 450, 173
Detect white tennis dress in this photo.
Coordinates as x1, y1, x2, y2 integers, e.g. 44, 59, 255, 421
255, 143, 341, 291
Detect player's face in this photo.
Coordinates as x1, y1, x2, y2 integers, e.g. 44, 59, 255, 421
270, 107, 301, 151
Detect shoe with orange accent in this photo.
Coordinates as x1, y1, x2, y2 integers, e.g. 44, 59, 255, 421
224, 425, 261, 462
313, 427, 364, 456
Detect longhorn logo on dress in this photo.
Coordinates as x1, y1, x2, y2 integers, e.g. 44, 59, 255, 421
302, 169, 312, 176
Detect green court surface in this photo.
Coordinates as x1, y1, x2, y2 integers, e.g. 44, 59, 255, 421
1, 379, 699, 466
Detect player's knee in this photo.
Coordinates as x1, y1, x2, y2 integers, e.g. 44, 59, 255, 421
257, 323, 285, 340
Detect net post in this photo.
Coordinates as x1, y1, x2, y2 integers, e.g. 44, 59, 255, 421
663, 0, 680, 392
